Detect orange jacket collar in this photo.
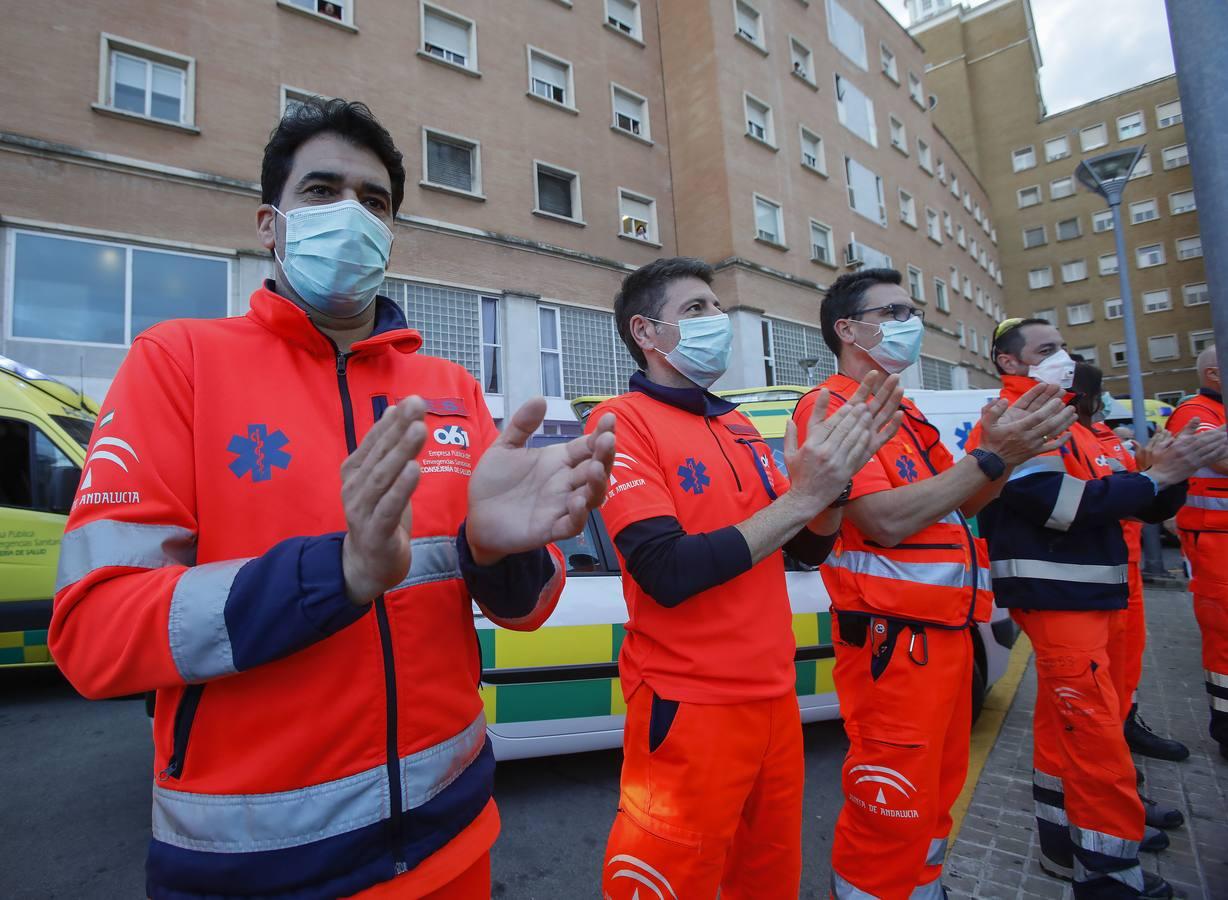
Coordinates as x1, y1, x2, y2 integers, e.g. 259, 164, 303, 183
246, 283, 423, 358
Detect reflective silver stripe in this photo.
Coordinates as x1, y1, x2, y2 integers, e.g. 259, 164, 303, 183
1188, 495, 1228, 511
1044, 476, 1086, 532
992, 558, 1128, 585
826, 550, 968, 588
152, 711, 486, 853
939, 510, 965, 526
168, 559, 250, 683
1009, 455, 1067, 481
1033, 769, 1064, 792
969, 567, 993, 590
56, 519, 197, 593
390, 536, 461, 591
1103, 458, 1127, 473
1207, 670, 1228, 688
831, 870, 877, 900
1070, 824, 1139, 859
924, 837, 948, 867
909, 878, 945, 899
1211, 695, 1228, 713
1074, 859, 1144, 892
1035, 801, 1068, 826
1194, 467, 1228, 480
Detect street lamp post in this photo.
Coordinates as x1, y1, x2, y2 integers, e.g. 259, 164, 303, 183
1075, 147, 1166, 573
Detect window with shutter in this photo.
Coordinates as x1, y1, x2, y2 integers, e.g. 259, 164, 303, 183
426, 135, 473, 192
423, 9, 470, 67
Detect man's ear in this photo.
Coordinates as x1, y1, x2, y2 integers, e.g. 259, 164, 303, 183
256, 204, 278, 253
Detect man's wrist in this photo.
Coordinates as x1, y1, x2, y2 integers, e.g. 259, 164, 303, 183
1139, 470, 1165, 494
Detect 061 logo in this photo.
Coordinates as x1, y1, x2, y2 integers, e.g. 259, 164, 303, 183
433, 424, 469, 447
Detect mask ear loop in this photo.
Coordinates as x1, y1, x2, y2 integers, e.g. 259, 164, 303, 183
270, 206, 288, 269
843, 317, 882, 358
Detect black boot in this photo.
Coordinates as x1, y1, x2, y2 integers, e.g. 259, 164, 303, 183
1125, 705, 1191, 761
1142, 795, 1185, 829
1141, 870, 1174, 899
1140, 825, 1169, 852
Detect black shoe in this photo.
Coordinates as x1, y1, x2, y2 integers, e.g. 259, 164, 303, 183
1140, 826, 1169, 853
1125, 707, 1191, 761
1141, 870, 1174, 899
1038, 854, 1073, 882
1143, 795, 1185, 829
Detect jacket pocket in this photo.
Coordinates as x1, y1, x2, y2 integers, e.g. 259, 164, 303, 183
158, 684, 205, 781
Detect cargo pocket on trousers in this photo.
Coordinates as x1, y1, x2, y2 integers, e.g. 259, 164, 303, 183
648, 692, 681, 753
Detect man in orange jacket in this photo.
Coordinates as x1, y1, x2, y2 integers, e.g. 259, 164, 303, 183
1166, 346, 1228, 761
798, 269, 1075, 900
50, 98, 615, 900
590, 257, 902, 900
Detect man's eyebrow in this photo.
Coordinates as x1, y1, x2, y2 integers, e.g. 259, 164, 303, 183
361, 181, 392, 201
293, 170, 344, 191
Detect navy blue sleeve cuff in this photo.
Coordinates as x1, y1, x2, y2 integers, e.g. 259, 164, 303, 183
457, 521, 555, 620
614, 518, 753, 608
783, 526, 838, 566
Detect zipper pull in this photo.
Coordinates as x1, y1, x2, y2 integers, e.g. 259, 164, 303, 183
336, 352, 347, 375
158, 759, 180, 781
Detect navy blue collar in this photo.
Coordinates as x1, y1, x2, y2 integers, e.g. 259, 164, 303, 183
370, 295, 408, 336
1200, 387, 1223, 403
629, 370, 738, 417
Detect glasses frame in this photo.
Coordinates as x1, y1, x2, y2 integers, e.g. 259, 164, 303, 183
849, 303, 925, 323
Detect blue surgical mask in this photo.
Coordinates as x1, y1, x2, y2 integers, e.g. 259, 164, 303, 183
1093, 391, 1116, 424
274, 199, 394, 318
646, 313, 733, 389
851, 316, 924, 374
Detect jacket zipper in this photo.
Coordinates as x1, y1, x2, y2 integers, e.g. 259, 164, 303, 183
866, 540, 963, 551
704, 418, 743, 491
158, 684, 205, 781
336, 348, 407, 873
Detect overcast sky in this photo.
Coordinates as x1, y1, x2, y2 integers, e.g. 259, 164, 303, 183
885, 0, 1176, 115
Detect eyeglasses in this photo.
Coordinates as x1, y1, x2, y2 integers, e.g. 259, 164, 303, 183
849, 303, 925, 323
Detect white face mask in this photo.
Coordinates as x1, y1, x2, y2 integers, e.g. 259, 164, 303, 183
644, 313, 733, 389
1028, 349, 1075, 389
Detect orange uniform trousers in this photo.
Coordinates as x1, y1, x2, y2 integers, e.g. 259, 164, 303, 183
1013, 609, 1145, 897
601, 686, 803, 900
1179, 530, 1228, 749
1107, 561, 1146, 721
828, 616, 972, 900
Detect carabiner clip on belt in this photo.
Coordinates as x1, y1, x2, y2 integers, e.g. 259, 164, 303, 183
907, 626, 929, 666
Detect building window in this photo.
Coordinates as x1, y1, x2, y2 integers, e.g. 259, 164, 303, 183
943, 211, 953, 237
937, 159, 947, 183
1017, 185, 1041, 208
1170, 190, 1196, 215
889, 116, 907, 153
611, 84, 650, 140
1066, 302, 1092, 326
800, 126, 827, 175
934, 278, 949, 312
1148, 334, 1179, 362
963, 275, 972, 298
619, 189, 657, 243
1129, 153, 1152, 179
1092, 209, 1115, 233
605, 0, 642, 40
844, 156, 886, 226
734, 0, 764, 48
754, 194, 785, 245
100, 35, 195, 127
280, 86, 326, 119
744, 93, 775, 145
1050, 176, 1075, 200
920, 356, 955, 390
1044, 135, 1070, 162
1184, 282, 1209, 306
925, 208, 941, 243
422, 4, 477, 70
834, 74, 877, 146
1034, 309, 1057, 325
810, 220, 835, 265
974, 286, 985, 310
1028, 266, 1053, 289
1117, 111, 1145, 141
528, 47, 574, 108
1080, 123, 1108, 152
958, 322, 967, 347
917, 138, 933, 173
1142, 289, 1172, 313
957, 224, 967, 248
481, 297, 501, 393
9, 230, 228, 345
880, 42, 898, 81
534, 162, 582, 222
1061, 259, 1087, 283
826, 0, 867, 69
951, 266, 960, 293
1012, 146, 1036, 172
1129, 198, 1158, 224
907, 265, 924, 303
557, 304, 639, 399
1136, 242, 1165, 268
1098, 253, 1119, 276
1023, 225, 1047, 249
848, 238, 892, 270
422, 129, 481, 196
791, 37, 816, 84
1191, 330, 1215, 357
969, 326, 979, 355
381, 281, 485, 379
1105, 297, 1123, 320
1156, 99, 1183, 128
539, 305, 564, 397
1176, 235, 1202, 260
1056, 217, 1081, 241
1162, 143, 1189, 169
908, 72, 924, 107
962, 192, 972, 213
951, 175, 960, 198
1074, 346, 1099, 366
283, 0, 351, 24
1110, 341, 1128, 367
899, 190, 917, 228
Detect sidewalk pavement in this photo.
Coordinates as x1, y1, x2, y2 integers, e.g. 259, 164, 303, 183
945, 588, 1228, 899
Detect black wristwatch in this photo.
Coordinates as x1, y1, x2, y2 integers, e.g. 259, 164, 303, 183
969, 449, 1006, 481
830, 479, 854, 507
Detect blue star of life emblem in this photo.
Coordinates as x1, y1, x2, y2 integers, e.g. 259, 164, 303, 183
678, 457, 711, 494
895, 456, 920, 483
955, 421, 973, 451
228, 424, 292, 482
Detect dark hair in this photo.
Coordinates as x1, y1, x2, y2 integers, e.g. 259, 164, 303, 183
1072, 361, 1103, 398
820, 268, 902, 356
991, 317, 1051, 374
614, 257, 714, 369
261, 98, 406, 214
